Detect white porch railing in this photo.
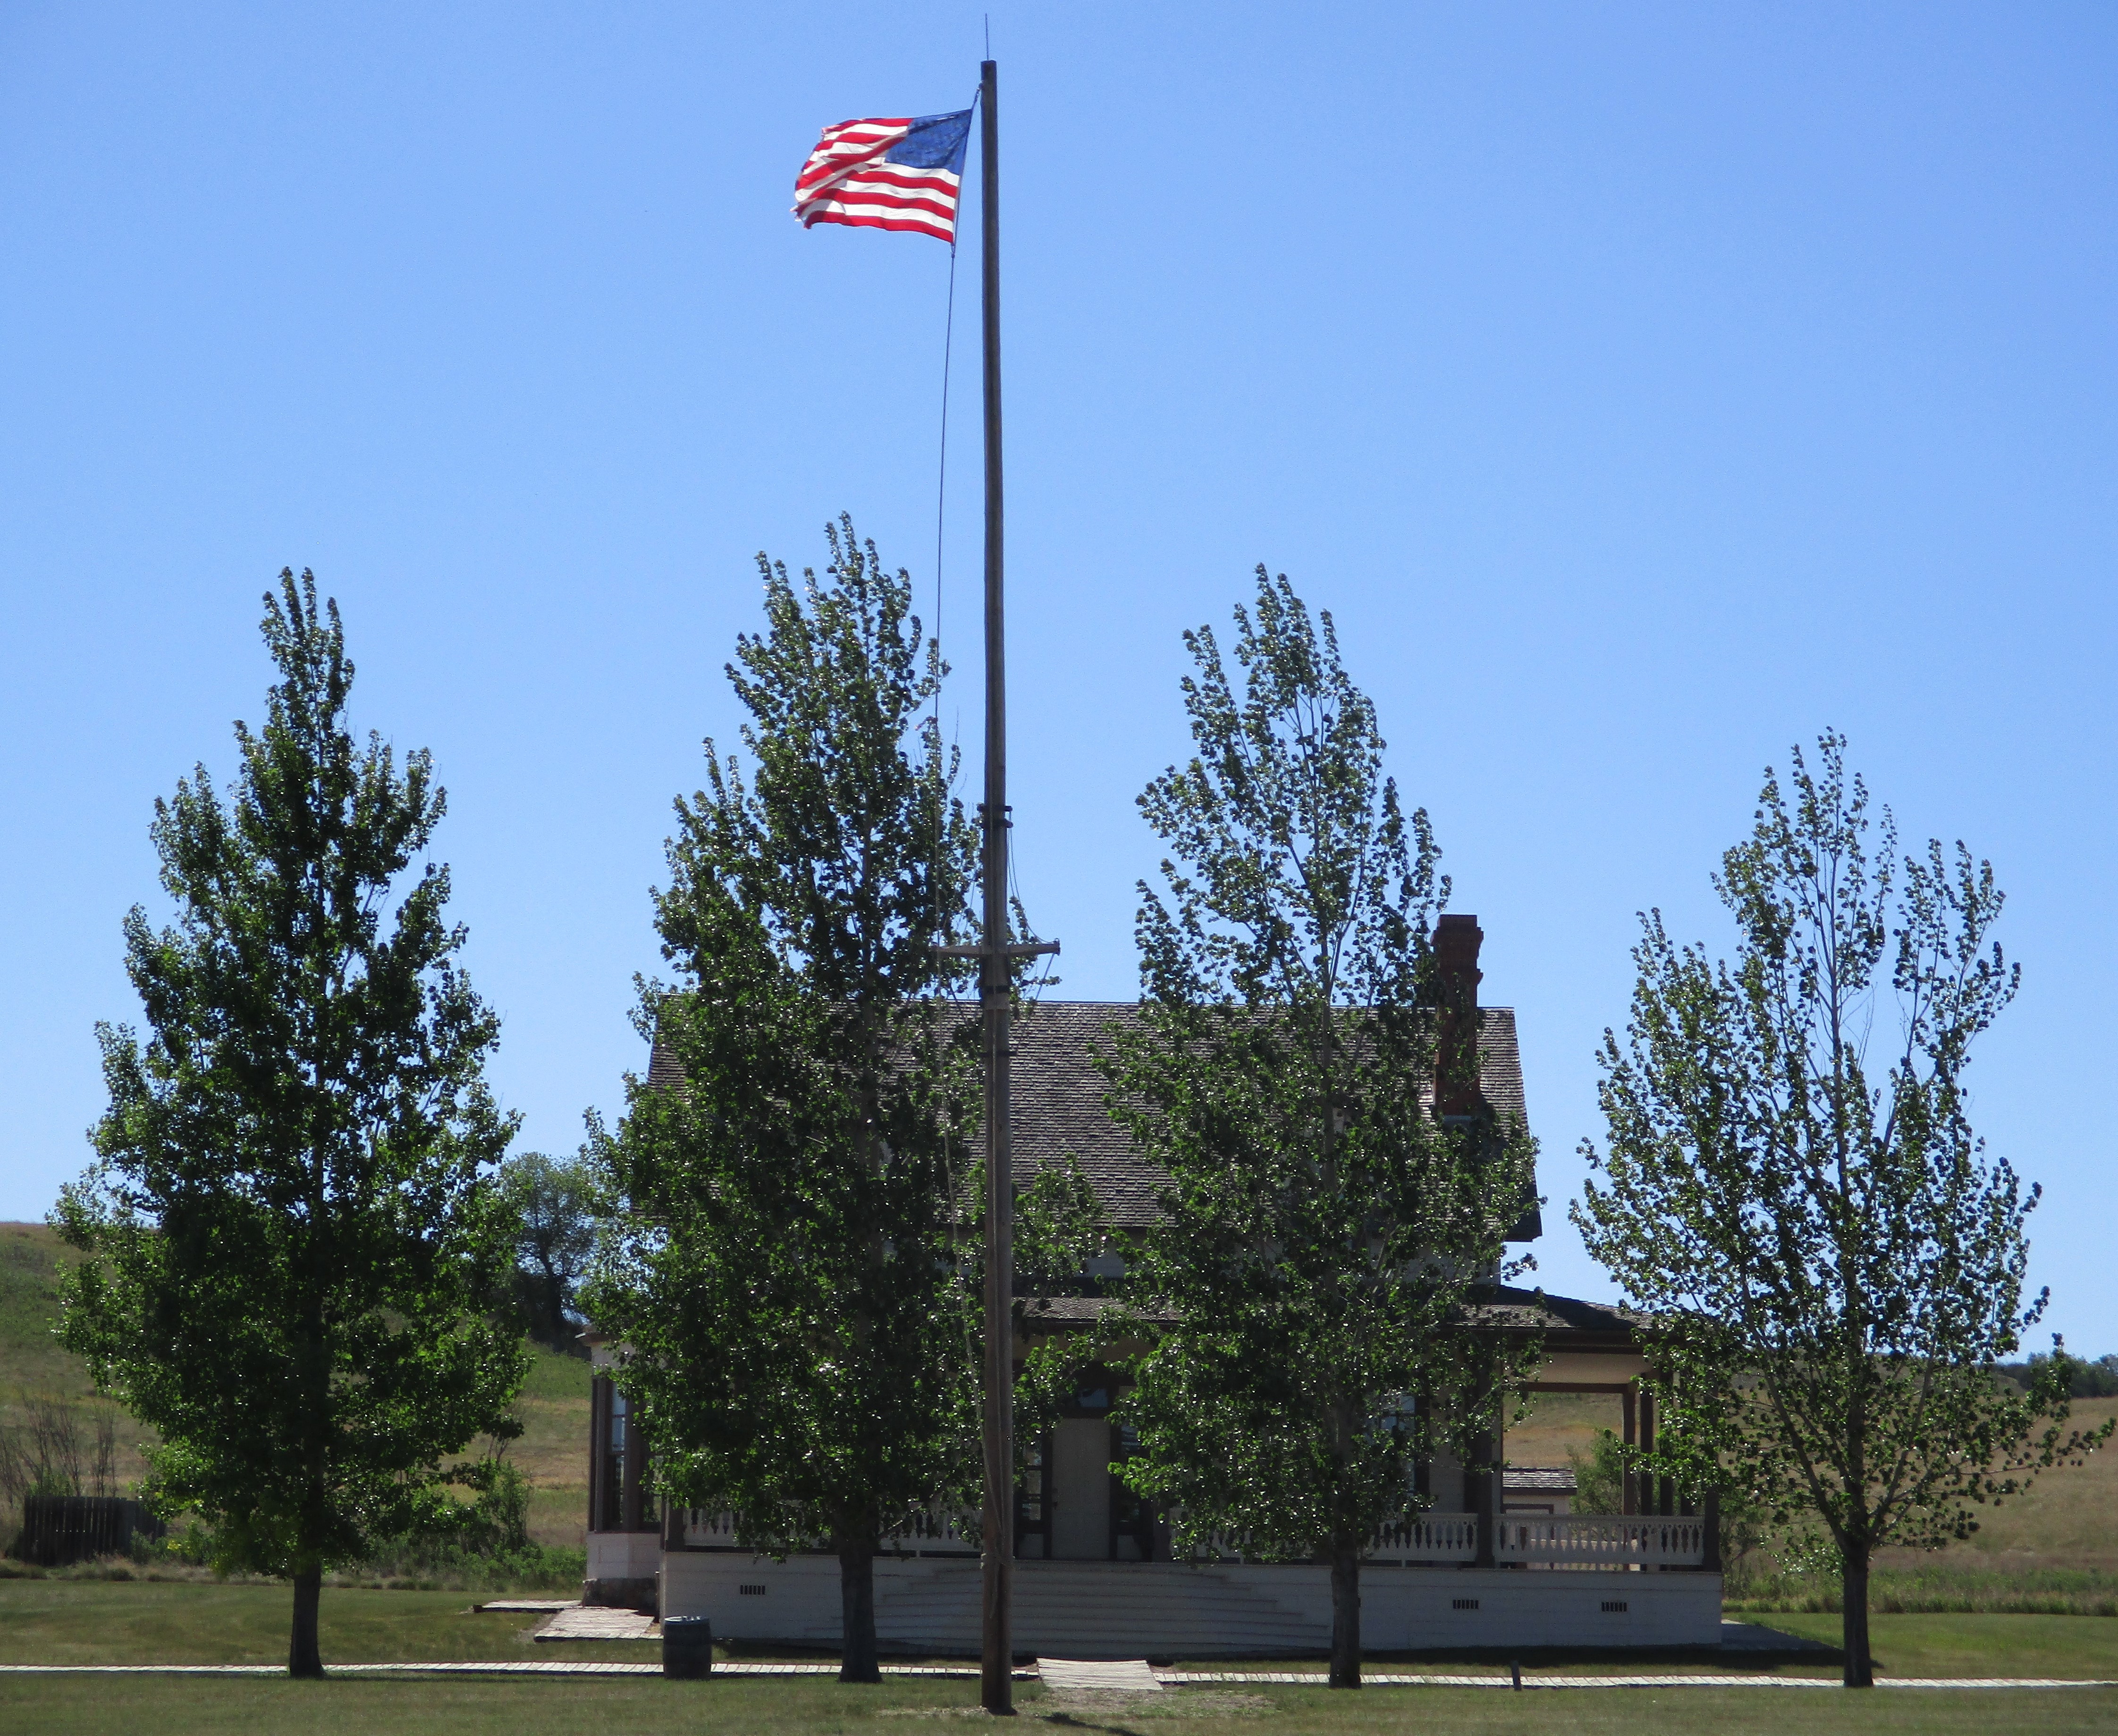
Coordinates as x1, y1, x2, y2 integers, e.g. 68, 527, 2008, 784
675, 1509, 737, 1549
1356, 1514, 1710, 1567
888, 1507, 978, 1555
675, 1507, 979, 1557
1492, 1515, 1708, 1567
1367, 1513, 1479, 1563
676, 1508, 1706, 1568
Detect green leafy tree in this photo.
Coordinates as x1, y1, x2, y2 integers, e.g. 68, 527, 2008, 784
498, 1151, 596, 1349
1101, 571, 1540, 1689
1564, 1428, 1626, 1516
55, 571, 526, 1676
584, 519, 980, 1683
1573, 731, 2109, 1687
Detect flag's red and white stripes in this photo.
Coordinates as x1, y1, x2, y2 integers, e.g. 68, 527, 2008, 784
793, 117, 961, 243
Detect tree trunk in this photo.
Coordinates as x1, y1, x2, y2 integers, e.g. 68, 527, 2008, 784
1840, 1547, 1873, 1687
288, 1568, 324, 1677
1327, 1540, 1361, 1689
839, 1538, 880, 1683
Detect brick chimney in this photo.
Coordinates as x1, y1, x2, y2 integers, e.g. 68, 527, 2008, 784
1433, 913, 1484, 1120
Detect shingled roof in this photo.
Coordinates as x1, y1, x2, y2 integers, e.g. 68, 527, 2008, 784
646, 998, 1541, 1240
1005, 1001, 1536, 1237
1461, 1286, 1645, 1342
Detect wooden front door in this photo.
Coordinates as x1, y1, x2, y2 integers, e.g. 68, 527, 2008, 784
1049, 1418, 1112, 1560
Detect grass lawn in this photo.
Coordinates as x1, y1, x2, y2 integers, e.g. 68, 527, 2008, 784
5, 1673, 2118, 1736
0, 1579, 663, 1669
5, 1579, 2117, 1678
1742, 1610, 2118, 1680
1166, 1613, 2118, 1681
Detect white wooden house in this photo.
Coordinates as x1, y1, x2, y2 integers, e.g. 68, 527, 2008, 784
585, 916, 1723, 1654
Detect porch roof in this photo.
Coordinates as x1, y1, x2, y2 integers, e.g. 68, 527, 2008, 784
1016, 1287, 1646, 1354
1462, 1285, 1650, 1350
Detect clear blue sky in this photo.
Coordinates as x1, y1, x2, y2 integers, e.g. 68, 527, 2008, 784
3, 5, 2111, 1349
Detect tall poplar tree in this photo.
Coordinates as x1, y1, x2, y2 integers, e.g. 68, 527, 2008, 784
585, 518, 981, 1683
1574, 732, 2108, 1687
1102, 571, 1540, 1689
56, 571, 525, 1677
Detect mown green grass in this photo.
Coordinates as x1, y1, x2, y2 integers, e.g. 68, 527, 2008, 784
1738, 1611, 2118, 1681
4, 1581, 2115, 1683
0, 1578, 657, 1668
4, 1673, 2117, 1736
1173, 1613, 2118, 1680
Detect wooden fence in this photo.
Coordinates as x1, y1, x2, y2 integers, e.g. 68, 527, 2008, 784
15, 1495, 164, 1567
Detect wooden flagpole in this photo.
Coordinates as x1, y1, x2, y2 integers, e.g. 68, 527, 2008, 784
938, 57, 1054, 1713
976, 53, 1014, 1716
933, 57, 1058, 1715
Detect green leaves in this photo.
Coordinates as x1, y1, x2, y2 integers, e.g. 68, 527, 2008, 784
1103, 571, 1540, 1581
56, 569, 526, 1594
497, 1151, 597, 1348
1133, 569, 1433, 1011
1572, 729, 2108, 1683
663, 514, 977, 1000
586, 520, 983, 1567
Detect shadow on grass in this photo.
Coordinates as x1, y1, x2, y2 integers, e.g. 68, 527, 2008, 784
1159, 1637, 1848, 1674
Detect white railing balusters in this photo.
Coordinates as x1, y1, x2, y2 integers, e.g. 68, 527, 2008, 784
1366, 1513, 1480, 1562
679, 1508, 740, 1549
1365, 1513, 1707, 1567
675, 1505, 979, 1556
1491, 1515, 1707, 1567
886, 1505, 978, 1555
675, 1508, 1707, 1567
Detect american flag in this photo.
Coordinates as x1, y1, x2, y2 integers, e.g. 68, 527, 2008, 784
793, 109, 974, 244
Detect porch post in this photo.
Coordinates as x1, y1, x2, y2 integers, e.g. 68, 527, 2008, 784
1472, 1361, 1498, 1567
1620, 1385, 1637, 1517
1635, 1380, 1652, 1516
622, 1398, 650, 1530
589, 1376, 610, 1534
1654, 1396, 1673, 1517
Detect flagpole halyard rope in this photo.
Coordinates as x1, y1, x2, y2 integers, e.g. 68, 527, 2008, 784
932, 233, 959, 957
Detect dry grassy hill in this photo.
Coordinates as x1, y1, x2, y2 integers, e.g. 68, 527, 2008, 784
1874, 1398, 2118, 1575
0, 1221, 589, 1551
1505, 1389, 1624, 1470
1507, 1379, 2118, 1576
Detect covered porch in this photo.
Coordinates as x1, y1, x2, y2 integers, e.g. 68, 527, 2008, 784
984, 1286, 1718, 1574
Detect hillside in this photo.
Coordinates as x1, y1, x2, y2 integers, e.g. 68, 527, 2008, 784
0, 1221, 589, 1550
1873, 1398, 2118, 1575
1507, 1382, 2118, 1574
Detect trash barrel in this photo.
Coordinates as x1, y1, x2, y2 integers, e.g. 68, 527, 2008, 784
663, 1614, 713, 1679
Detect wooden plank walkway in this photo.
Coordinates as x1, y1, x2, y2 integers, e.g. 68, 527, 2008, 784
0, 1662, 2109, 1687
1039, 1658, 1163, 1693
